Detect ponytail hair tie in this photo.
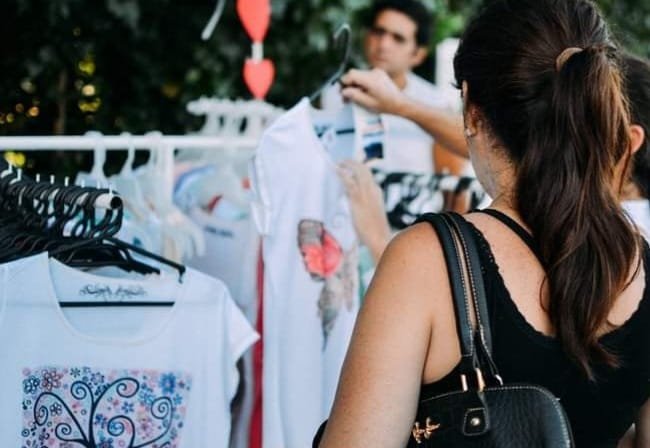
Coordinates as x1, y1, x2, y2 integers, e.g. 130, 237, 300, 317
555, 47, 584, 71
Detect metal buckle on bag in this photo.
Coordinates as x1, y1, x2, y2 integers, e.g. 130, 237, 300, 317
461, 368, 486, 393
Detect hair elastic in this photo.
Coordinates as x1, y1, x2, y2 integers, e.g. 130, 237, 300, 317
556, 47, 584, 71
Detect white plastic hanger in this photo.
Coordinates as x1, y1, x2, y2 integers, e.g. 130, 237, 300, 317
137, 131, 205, 262
76, 131, 109, 187
109, 132, 157, 252
201, 0, 226, 41
196, 107, 250, 210
111, 132, 147, 206
0, 162, 13, 178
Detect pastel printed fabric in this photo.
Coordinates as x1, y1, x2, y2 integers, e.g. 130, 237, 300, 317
0, 253, 258, 448
21, 366, 191, 448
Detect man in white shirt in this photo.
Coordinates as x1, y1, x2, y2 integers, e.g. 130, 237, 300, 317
323, 0, 466, 175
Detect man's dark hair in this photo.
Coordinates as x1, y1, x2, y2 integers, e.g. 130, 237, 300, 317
365, 0, 433, 47
622, 54, 650, 198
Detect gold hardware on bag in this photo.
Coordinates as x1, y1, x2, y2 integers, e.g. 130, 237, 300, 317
460, 368, 486, 392
412, 421, 425, 444
425, 418, 441, 437
412, 418, 441, 444
475, 368, 486, 392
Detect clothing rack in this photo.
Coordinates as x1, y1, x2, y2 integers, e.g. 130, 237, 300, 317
0, 135, 259, 151
0, 134, 259, 215
186, 98, 283, 136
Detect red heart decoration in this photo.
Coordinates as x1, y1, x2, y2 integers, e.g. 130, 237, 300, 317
237, 0, 271, 42
243, 59, 275, 99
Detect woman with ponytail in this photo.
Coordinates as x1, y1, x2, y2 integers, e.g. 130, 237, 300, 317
316, 1, 650, 447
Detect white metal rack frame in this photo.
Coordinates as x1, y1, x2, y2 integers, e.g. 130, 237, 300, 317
0, 134, 260, 211
0, 135, 259, 151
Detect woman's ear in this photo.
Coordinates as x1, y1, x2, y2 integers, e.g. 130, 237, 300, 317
462, 81, 480, 137
630, 124, 646, 155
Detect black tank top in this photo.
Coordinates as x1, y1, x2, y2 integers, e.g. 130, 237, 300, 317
418, 210, 650, 447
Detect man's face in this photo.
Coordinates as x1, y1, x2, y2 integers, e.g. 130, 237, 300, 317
364, 9, 426, 78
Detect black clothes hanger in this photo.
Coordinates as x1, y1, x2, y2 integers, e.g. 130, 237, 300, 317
0, 164, 186, 307
309, 24, 357, 141
47, 188, 184, 281
309, 23, 352, 103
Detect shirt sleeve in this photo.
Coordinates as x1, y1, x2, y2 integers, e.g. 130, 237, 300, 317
225, 291, 259, 400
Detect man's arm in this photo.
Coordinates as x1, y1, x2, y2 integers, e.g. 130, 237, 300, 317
341, 68, 469, 159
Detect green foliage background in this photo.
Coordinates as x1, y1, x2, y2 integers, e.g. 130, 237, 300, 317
0, 0, 647, 138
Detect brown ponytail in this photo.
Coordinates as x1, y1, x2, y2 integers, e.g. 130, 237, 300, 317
454, 0, 640, 378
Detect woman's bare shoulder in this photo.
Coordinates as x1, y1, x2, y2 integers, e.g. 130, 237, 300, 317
367, 222, 448, 310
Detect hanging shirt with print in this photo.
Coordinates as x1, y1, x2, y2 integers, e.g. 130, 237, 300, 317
250, 98, 360, 448
0, 253, 258, 448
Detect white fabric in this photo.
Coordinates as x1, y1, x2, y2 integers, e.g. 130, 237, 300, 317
322, 71, 453, 173
187, 206, 259, 324
0, 253, 258, 448
186, 205, 259, 448
250, 98, 360, 448
623, 199, 650, 241
311, 104, 359, 163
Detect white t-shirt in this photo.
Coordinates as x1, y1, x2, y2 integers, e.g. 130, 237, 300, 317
322, 71, 453, 173
186, 205, 260, 448
250, 98, 360, 448
0, 253, 258, 448
623, 199, 650, 241
188, 206, 259, 325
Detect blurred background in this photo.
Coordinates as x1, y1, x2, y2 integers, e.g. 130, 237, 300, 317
1, 0, 648, 175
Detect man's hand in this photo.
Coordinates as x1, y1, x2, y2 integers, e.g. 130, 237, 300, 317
340, 68, 470, 159
337, 160, 392, 262
340, 68, 410, 115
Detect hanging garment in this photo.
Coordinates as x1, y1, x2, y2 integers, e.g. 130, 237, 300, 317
0, 253, 258, 447
312, 103, 386, 166
186, 204, 260, 448
250, 98, 360, 448
372, 170, 487, 230
187, 205, 259, 324
323, 72, 454, 173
